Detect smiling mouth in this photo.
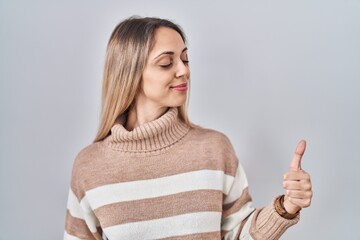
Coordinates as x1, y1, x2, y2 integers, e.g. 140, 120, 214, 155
170, 83, 188, 91
171, 83, 187, 88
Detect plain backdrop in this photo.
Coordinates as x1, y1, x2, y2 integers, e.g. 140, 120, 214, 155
1, 0, 360, 239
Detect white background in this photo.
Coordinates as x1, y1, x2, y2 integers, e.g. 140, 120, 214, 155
1, 0, 359, 239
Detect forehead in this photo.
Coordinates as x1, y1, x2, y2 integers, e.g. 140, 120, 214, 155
150, 27, 186, 55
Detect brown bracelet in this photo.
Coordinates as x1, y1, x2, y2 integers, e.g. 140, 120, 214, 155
274, 195, 300, 219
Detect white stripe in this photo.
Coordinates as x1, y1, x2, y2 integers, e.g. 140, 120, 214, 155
223, 224, 241, 240
239, 212, 255, 240
66, 189, 100, 232
222, 205, 255, 239
85, 169, 234, 210
79, 196, 101, 232
103, 211, 222, 240
67, 189, 85, 219
221, 201, 255, 231
224, 164, 249, 204
63, 231, 81, 240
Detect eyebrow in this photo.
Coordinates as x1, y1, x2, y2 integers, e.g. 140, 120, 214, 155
153, 47, 188, 60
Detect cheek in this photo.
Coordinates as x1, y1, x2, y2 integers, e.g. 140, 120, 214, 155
141, 72, 172, 97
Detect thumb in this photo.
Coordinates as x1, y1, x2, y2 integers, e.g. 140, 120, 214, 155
290, 140, 306, 171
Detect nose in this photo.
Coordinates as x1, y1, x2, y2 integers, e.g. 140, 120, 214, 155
175, 60, 190, 79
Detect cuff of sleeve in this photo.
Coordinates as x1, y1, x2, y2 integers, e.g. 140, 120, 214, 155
250, 197, 300, 240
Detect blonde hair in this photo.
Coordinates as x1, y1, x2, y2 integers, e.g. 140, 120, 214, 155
94, 17, 192, 142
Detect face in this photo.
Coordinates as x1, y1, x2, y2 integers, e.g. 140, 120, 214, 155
136, 27, 190, 110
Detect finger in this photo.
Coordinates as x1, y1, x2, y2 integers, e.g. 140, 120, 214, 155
283, 180, 312, 191
283, 181, 303, 190
286, 190, 312, 199
290, 140, 306, 171
288, 197, 312, 208
283, 170, 310, 181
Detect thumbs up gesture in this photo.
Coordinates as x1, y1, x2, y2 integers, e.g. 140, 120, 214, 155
282, 140, 313, 214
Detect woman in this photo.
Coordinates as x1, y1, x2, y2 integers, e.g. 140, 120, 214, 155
64, 17, 312, 240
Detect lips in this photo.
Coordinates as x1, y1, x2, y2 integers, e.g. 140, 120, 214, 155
170, 83, 188, 91
171, 83, 187, 88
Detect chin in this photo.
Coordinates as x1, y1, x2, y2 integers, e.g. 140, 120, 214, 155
166, 101, 186, 108
164, 97, 187, 108
167, 104, 184, 108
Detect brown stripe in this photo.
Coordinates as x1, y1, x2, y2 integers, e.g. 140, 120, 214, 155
71, 127, 239, 200
222, 187, 252, 218
160, 231, 220, 239
65, 210, 98, 239
94, 189, 223, 228
96, 227, 103, 238
221, 230, 227, 239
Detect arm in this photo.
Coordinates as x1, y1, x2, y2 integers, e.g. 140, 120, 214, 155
222, 140, 312, 240
221, 163, 299, 240
64, 188, 102, 240
64, 150, 103, 240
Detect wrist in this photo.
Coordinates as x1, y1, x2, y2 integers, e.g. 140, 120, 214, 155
274, 195, 300, 219
283, 195, 301, 214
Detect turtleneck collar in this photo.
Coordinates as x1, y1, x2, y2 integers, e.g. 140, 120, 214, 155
104, 107, 190, 153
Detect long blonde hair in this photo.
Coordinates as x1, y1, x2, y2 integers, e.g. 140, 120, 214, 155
94, 17, 192, 142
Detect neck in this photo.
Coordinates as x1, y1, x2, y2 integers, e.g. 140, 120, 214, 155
105, 107, 190, 154
125, 103, 169, 131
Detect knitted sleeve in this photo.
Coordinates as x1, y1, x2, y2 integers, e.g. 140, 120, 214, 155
64, 149, 103, 240
221, 161, 300, 240
64, 188, 102, 240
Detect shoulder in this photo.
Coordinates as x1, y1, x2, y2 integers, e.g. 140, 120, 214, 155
188, 124, 234, 149
69, 142, 104, 196
186, 125, 239, 171
72, 141, 104, 169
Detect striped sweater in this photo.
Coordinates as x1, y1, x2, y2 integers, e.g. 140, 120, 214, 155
64, 107, 299, 240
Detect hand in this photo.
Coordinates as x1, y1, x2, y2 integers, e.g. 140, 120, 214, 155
282, 140, 313, 214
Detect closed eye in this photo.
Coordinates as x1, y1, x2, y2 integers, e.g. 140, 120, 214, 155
160, 63, 172, 68
159, 60, 189, 69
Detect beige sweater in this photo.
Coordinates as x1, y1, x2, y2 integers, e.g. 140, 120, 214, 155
64, 107, 299, 240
